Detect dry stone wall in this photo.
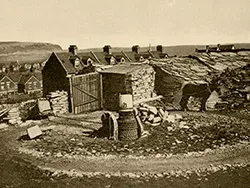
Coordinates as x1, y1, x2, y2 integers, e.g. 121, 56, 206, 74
124, 66, 155, 102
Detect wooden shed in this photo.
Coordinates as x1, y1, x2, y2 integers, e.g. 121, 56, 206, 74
99, 63, 155, 111
42, 48, 101, 114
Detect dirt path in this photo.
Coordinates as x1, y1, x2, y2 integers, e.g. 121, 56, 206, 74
33, 141, 249, 176
2, 112, 250, 178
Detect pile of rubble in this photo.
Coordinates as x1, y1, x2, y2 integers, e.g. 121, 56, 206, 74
8, 106, 22, 125
47, 91, 69, 115
151, 51, 250, 110
215, 65, 250, 110
135, 103, 168, 127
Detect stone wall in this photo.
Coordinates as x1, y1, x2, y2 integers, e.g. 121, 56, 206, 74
125, 66, 155, 102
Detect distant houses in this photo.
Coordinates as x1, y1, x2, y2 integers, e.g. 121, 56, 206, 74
18, 73, 42, 94
0, 74, 18, 96
0, 72, 42, 96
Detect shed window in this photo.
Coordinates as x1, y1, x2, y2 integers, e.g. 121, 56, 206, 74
1, 85, 4, 90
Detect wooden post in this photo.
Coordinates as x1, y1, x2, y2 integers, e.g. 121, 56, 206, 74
68, 75, 75, 114
99, 73, 103, 109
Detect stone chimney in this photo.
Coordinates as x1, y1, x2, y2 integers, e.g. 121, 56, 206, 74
217, 44, 221, 52
132, 45, 140, 54
206, 45, 209, 53
103, 45, 112, 55
68, 45, 78, 55
156, 45, 163, 53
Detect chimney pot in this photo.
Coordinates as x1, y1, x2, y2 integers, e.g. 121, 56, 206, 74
103, 45, 112, 54
68, 45, 78, 55
206, 45, 209, 53
132, 45, 140, 53
217, 44, 221, 51
156, 45, 163, 53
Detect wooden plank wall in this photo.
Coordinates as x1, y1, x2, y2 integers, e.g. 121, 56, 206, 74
70, 72, 102, 114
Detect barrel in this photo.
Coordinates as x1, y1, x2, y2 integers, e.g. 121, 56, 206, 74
119, 94, 133, 110
118, 110, 138, 141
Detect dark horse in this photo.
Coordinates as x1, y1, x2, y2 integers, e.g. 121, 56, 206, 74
179, 78, 220, 111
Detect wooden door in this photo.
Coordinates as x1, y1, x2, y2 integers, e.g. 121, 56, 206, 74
70, 72, 102, 114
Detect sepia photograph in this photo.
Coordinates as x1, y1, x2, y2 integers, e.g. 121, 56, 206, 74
0, 0, 250, 187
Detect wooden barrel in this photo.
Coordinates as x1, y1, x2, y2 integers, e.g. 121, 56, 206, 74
118, 110, 138, 141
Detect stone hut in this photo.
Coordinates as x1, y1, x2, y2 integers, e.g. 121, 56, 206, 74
99, 63, 155, 111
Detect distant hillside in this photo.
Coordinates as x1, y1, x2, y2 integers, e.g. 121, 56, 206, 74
0, 42, 62, 54
0, 42, 62, 64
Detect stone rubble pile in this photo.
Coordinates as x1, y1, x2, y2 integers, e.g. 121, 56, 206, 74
8, 106, 22, 125
215, 65, 250, 110
135, 103, 168, 127
47, 91, 69, 115
151, 51, 250, 110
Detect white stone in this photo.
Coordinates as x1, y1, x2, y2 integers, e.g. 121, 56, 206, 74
0, 123, 8, 129
166, 114, 175, 123
27, 125, 42, 139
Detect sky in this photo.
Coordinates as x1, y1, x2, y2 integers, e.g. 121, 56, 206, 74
0, 0, 250, 49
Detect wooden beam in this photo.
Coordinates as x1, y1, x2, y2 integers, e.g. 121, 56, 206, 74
73, 85, 98, 100
74, 99, 97, 107
133, 95, 164, 105
68, 76, 75, 114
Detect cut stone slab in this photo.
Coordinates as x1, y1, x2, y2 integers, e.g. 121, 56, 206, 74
27, 125, 42, 139
0, 123, 8, 130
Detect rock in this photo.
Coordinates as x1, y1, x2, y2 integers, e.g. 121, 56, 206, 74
175, 114, 182, 120
147, 114, 155, 122
167, 126, 173, 131
145, 148, 151, 152
0, 123, 8, 129
166, 114, 175, 123
152, 116, 162, 123
179, 121, 189, 129
148, 106, 158, 115
55, 152, 63, 158
27, 125, 42, 139
155, 153, 162, 158
105, 173, 111, 178
175, 139, 182, 144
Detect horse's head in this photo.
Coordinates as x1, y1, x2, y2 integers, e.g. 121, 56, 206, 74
209, 76, 222, 94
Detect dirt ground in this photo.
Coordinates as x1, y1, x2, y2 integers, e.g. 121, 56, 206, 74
1, 110, 250, 187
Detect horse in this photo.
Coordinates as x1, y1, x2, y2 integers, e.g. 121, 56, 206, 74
179, 77, 221, 111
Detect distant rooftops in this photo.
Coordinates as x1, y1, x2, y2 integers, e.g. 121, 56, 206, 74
196, 44, 237, 53
48, 44, 170, 74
